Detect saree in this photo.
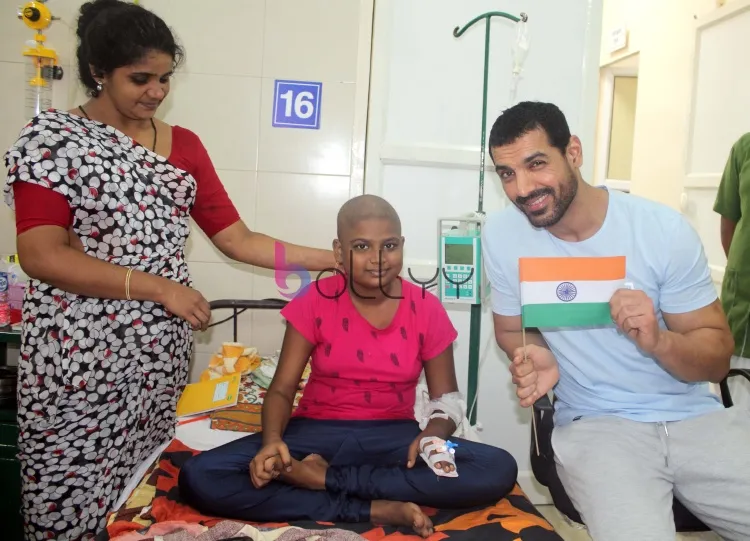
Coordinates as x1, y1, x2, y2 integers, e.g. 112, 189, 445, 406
3, 109, 195, 541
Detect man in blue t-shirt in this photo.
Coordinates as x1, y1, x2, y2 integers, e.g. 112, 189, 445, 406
482, 101, 750, 541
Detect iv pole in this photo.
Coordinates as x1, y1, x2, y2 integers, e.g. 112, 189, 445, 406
453, 11, 528, 426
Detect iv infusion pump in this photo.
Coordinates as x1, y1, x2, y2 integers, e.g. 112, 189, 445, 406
438, 217, 486, 305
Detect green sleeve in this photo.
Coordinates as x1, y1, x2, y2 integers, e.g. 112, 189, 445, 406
714, 139, 743, 222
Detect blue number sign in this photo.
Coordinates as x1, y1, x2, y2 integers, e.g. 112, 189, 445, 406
272, 80, 322, 129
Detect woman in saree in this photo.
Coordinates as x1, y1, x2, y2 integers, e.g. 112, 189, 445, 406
3, 1, 332, 539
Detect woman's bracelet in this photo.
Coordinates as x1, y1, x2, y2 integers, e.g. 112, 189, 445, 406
125, 268, 134, 301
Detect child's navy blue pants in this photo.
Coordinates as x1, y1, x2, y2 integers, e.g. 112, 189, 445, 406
178, 417, 518, 523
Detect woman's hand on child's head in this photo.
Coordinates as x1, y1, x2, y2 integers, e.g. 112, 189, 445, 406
250, 440, 292, 488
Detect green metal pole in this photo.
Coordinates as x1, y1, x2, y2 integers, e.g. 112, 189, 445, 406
477, 20, 491, 213
453, 11, 526, 426
468, 305, 482, 425
453, 11, 523, 213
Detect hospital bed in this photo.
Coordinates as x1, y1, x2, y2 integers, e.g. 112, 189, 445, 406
97, 298, 562, 541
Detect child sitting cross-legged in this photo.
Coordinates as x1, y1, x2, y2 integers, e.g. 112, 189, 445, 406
178, 195, 518, 537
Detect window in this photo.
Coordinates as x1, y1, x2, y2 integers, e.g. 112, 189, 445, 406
595, 54, 639, 193
607, 76, 638, 182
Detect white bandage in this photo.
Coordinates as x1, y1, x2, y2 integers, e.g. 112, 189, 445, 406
418, 392, 467, 432
419, 437, 458, 478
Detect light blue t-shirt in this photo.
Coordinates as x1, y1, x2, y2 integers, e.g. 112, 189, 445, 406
482, 188, 723, 426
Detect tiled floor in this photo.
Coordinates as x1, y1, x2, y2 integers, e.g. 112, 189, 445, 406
537, 506, 721, 541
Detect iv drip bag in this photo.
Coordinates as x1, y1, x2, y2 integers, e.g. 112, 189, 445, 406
512, 20, 530, 75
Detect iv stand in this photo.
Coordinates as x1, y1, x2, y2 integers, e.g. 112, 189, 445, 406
453, 11, 528, 426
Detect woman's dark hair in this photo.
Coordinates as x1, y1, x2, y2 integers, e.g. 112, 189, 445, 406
76, 0, 185, 97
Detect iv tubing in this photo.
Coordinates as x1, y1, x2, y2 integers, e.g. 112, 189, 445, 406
453, 11, 527, 214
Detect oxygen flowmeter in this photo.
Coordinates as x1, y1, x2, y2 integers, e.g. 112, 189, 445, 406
438, 217, 485, 305
18, 0, 64, 120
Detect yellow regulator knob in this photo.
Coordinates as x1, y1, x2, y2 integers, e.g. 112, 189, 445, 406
19, 1, 53, 32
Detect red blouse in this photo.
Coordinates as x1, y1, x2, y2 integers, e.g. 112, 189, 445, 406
13, 125, 241, 238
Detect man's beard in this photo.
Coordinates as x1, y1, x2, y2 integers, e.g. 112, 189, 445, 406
514, 172, 578, 228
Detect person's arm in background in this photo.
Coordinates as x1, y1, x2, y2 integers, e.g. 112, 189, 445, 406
720, 218, 737, 258
185, 131, 335, 272
12, 183, 211, 329
714, 136, 745, 257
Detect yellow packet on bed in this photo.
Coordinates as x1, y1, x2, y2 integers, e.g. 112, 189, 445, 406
176, 373, 241, 418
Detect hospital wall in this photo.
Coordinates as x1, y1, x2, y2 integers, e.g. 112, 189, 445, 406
364, 0, 603, 503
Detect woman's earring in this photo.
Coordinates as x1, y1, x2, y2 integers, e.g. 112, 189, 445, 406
96, 81, 103, 93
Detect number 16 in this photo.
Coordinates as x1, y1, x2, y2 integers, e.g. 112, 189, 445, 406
279, 90, 314, 119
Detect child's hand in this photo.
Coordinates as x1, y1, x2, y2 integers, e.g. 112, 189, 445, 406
250, 440, 291, 488
407, 430, 455, 475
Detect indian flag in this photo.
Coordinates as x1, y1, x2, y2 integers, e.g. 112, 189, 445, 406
519, 256, 626, 328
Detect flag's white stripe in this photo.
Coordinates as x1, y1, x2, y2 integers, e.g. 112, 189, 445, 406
520, 279, 624, 305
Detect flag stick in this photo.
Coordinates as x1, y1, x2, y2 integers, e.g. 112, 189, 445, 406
522, 325, 540, 456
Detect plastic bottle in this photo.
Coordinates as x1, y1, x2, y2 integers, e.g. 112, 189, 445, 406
25, 42, 53, 120
0, 258, 10, 328
6, 255, 27, 327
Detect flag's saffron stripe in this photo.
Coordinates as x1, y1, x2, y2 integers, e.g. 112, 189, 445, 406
522, 303, 612, 328
519, 256, 626, 282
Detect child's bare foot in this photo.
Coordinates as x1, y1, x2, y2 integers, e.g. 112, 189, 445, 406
280, 454, 328, 490
371, 500, 433, 538
302, 453, 328, 469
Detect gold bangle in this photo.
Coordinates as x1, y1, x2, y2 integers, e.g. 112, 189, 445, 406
125, 268, 133, 301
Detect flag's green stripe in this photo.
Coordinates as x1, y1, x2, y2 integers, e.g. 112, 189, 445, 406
522, 302, 612, 328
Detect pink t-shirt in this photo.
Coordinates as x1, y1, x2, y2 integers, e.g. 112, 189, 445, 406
280, 275, 458, 421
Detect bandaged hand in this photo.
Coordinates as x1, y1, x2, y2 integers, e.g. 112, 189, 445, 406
407, 420, 456, 474
250, 440, 291, 489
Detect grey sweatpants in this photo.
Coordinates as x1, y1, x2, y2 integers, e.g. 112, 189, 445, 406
551, 405, 750, 541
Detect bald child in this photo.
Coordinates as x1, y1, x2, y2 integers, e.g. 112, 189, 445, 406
179, 195, 518, 537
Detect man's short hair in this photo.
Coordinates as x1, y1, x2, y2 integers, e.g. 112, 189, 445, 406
488, 101, 572, 157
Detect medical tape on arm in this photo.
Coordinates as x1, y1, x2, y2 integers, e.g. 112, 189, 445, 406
419, 392, 466, 431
